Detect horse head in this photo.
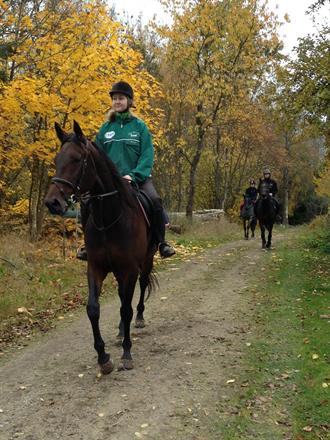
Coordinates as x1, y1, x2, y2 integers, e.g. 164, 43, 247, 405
45, 121, 96, 215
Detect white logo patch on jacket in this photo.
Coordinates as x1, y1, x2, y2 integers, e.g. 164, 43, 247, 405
105, 131, 115, 139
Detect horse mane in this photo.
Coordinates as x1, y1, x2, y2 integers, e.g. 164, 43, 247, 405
88, 139, 136, 209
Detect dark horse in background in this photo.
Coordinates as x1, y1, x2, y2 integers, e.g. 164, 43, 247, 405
255, 183, 277, 249
240, 195, 257, 240
45, 121, 157, 374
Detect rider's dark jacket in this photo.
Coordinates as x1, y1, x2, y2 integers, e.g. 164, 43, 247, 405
245, 186, 258, 201
258, 178, 278, 196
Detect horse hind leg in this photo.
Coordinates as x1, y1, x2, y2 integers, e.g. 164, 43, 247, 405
136, 256, 156, 328
135, 272, 149, 328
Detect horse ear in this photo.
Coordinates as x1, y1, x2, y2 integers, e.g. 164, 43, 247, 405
73, 120, 84, 140
54, 122, 68, 143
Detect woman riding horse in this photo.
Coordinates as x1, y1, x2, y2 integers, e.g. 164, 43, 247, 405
45, 121, 160, 373
77, 81, 175, 260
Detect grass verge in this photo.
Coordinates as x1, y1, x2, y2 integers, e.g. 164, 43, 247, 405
214, 216, 329, 439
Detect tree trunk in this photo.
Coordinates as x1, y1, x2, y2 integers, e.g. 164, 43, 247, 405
214, 127, 222, 208
282, 133, 291, 225
282, 165, 289, 225
177, 162, 183, 212
186, 110, 205, 219
221, 147, 229, 210
28, 156, 49, 241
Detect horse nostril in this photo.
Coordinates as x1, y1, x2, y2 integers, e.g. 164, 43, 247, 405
45, 198, 64, 215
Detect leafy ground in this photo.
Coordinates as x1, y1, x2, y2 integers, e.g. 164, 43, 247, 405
0, 217, 328, 440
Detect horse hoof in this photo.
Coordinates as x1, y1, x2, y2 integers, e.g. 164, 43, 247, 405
99, 358, 114, 375
117, 358, 134, 371
135, 319, 145, 328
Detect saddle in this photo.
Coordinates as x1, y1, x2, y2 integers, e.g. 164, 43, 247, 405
133, 187, 153, 228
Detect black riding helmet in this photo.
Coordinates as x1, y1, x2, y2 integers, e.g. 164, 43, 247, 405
109, 81, 134, 100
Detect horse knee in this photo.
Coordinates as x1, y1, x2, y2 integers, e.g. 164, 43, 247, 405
120, 306, 133, 322
87, 304, 100, 320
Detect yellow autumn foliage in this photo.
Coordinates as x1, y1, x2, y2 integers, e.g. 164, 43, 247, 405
0, 1, 163, 196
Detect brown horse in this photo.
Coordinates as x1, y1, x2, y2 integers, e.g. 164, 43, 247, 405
44, 121, 157, 374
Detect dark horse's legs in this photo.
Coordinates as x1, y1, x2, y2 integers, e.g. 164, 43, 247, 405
260, 222, 267, 248
243, 219, 249, 240
118, 273, 148, 334
136, 256, 154, 328
117, 259, 154, 333
117, 272, 138, 370
260, 222, 273, 249
266, 223, 273, 248
251, 217, 257, 238
135, 272, 150, 328
86, 268, 114, 374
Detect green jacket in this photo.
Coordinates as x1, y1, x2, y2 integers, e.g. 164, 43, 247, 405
95, 112, 154, 184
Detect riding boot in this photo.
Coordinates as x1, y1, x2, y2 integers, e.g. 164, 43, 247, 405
77, 245, 87, 261
154, 209, 175, 258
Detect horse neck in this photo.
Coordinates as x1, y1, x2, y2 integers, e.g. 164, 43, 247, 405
88, 147, 124, 227
88, 145, 139, 230
258, 196, 275, 219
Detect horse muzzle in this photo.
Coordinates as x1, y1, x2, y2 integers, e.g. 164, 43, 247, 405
44, 193, 68, 216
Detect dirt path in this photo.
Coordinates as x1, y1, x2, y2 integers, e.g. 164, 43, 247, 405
0, 237, 274, 440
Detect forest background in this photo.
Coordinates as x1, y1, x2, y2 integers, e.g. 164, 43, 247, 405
0, 0, 329, 241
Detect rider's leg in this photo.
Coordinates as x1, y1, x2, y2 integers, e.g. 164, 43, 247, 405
139, 178, 175, 258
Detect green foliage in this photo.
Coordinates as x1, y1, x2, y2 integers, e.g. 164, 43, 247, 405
304, 215, 330, 253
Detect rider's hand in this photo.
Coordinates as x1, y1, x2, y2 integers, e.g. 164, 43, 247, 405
122, 175, 132, 182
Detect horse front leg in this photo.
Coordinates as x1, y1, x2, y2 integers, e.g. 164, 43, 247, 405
260, 222, 266, 248
243, 220, 248, 240
87, 267, 114, 375
118, 273, 138, 370
251, 218, 256, 238
266, 224, 273, 249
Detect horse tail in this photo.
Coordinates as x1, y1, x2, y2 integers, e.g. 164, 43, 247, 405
145, 269, 159, 301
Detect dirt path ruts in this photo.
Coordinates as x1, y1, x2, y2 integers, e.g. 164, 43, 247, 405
0, 237, 269, 440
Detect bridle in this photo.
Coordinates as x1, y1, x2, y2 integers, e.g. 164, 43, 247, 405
50, 138, 121, 231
